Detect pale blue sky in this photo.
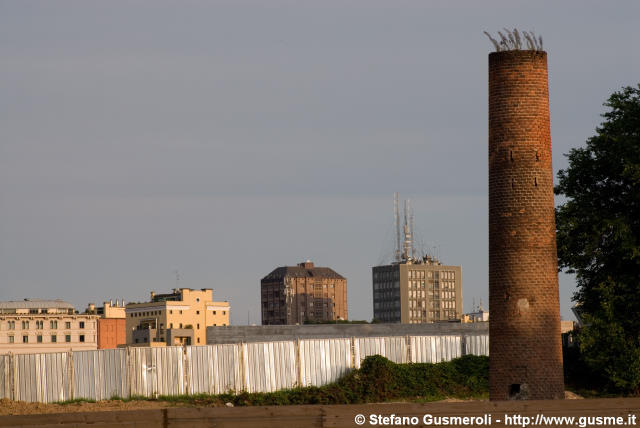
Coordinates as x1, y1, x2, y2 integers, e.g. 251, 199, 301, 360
1, 0, 638, 323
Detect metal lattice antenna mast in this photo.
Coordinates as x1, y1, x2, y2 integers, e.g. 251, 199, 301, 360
394, 192, 401, 262
403, 199, 412, 260
409, 200, 415, 259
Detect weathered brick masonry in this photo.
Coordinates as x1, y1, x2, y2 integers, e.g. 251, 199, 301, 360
488, 50, 564, 400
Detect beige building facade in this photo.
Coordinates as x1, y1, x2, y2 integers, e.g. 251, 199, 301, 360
0, 299, 98, 354
372, 256, 462, 323
261, 261, 348, 325
126, 288, 230, 346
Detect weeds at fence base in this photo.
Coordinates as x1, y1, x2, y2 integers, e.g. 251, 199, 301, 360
58, 355, 488, 407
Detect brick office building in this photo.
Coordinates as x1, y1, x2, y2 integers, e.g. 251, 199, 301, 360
488, 48, 564, 400
261, 261, 347, 325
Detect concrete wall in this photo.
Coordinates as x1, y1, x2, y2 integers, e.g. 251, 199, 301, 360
207, 322, 488, 344
2, 398, 639, 428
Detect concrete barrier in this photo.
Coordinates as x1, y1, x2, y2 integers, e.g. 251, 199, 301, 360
1, 398, 639, 428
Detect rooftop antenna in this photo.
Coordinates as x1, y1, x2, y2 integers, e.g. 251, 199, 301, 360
409, 201, 415, 260
394, 193, 401, 262
174, 269, 181, 289
402, 199, 412, 260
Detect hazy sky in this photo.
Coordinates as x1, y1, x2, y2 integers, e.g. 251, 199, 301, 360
1, 1, 639, 323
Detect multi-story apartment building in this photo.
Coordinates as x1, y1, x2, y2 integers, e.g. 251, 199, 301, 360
261, 261, 348, 325
372, 255, 462, 323
85, 300, 127, 349
125, 288, 229, 346
0, 299, 98, 354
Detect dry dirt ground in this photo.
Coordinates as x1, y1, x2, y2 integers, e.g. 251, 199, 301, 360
0, 392, 582, 416
0, 398, 195, 416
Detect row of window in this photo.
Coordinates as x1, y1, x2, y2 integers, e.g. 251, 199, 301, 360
6, 334, 86, 344
2, 320, 87, 330
408, 270, 456, 280
129, 309, 227, 317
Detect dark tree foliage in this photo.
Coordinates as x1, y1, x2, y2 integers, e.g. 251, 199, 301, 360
555, 84, 640, 393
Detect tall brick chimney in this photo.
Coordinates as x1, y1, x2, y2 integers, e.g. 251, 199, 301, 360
488, 50, 564, 400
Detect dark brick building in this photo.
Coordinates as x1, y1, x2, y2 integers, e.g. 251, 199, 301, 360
488, 50, 564, 400
261, 261, 347, 325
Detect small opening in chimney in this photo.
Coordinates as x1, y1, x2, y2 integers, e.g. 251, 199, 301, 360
511, 179, 515, 189
509, 384, 521, 398
534, 177, 538, 187
510, 150, 514, 161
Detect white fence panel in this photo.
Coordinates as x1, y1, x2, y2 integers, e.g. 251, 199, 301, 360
15, 352, 70, 403
410, 335, 462, 363
130, 346, 185, 397
299, 338, 352, 387
2, 332, 489, 402
243, 341, 297, 393
355, 336, 408, 368
0, 354, 10, 399
187, 344, 243, 394
464, 334, 489, 356
73, 348, 128, 400
154, 346, 185, 396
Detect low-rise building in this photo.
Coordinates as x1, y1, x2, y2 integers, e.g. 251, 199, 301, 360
85, 300, 127, 349
125, 288, 230, 346
462, 309, 489, 323
0, 299, 98, 354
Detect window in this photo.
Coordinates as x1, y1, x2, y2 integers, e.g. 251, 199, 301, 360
51, 335, 57, 343
79, 321, 85, 329
65, 322, 71, 329
7, 321, 15, 330
197, 324, 200, 329
50, 320, 58, 329
37, 335, 43, 343
169, 310, 173, 314
196, 298, 200, 302
22, 321, 29, 329
79, 335, 85, 343
170, 323, 173, 328
223, 311, 226, 315
8, 336, 14, 343
65, 335, 71, 343
196, 311, 200, 315
179, 310, 183, 314
22, 335, 28, 343
36, 320, 43, 329
197, 337, 200, 343
179, 323, 183, 328
213, 311, 216, 315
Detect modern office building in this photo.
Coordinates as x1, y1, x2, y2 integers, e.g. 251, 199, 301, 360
372, 255, 462, 323
0, 299, 98, 354
373, 194, 463, 324
261, 261, 348, 325
125, 288, 229, 346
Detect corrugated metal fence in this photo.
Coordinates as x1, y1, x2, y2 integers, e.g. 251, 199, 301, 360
0, 334, 488, 403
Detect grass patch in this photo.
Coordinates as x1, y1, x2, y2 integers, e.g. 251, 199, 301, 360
54, 398, 96, 405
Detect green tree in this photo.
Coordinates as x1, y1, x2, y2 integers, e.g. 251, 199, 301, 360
555, 84, 640, 393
